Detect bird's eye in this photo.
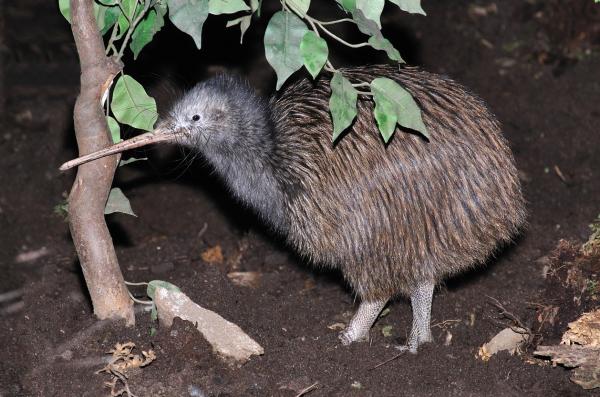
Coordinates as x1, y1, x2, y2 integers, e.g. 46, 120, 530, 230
192, 114, 200, 122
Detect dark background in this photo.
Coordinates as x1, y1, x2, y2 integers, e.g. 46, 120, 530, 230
1, 0, 600, 395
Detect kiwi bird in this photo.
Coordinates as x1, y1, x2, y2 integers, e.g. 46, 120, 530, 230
61, 65, 526, 352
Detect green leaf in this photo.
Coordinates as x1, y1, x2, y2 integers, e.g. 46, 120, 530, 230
100, 5, 121, 35
168, 0, 210, 49
209, 0, 250, 14
356, 0, 384, 28
147, 280, 182, 300
388, 0, 426, 15
329, 72, 358, 140
300, 31, 328, 79
371, 77, 429, 140
351, 8, 379, 36
288, 0, 310, 15
264, 11, 309, 90
119, 157, 148, 166
106, 115, 121, 143
117, 12, 130, 38
131, 7, 165, 59
368, 34, 403, 62
98, 0, 120, 5
372, 86, 397, 142
58, 0, 70, 22
336, 0, 356, 12
120, 0, 138, 19
111, 75, 158, 131
226, 15, 252, 43
104, 188, 136, 216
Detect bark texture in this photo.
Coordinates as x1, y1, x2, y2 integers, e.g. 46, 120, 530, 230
67, 0, 134, 325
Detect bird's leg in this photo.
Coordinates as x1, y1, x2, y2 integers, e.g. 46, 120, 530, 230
339, 299, 387, 345
396, 280, 435, 353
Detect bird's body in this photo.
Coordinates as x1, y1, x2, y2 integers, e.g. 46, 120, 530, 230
269, 65, 525, 302
141, 64, 526, 350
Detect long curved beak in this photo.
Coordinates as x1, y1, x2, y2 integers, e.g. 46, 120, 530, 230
59, 128, 183, 171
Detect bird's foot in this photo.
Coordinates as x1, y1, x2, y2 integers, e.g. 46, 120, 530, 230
338, 327, 370, 345
338, 299, 388, 345
394, 331, 433, 354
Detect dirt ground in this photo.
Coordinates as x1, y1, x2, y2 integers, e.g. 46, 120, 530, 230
2, 0, 600, 396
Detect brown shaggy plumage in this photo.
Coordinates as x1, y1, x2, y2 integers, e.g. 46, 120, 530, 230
267, 65, 526, 301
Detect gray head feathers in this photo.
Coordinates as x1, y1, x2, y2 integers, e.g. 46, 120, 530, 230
164, 74, 286, 230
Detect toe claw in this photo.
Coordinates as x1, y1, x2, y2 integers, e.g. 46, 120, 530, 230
338, 331, 353, 346
394, 344, 418, 354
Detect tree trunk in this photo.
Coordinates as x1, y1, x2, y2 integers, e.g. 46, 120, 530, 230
67, 0, 134, 325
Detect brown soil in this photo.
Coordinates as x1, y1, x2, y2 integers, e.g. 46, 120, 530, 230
2, 0, 600, 396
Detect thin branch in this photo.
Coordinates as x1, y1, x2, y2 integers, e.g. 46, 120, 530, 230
294, 382, 318, 397
306, 16, 320, 37
127, 291, 154, 305
307, 15, 370, 49
324, 64, 336, 73
105, 21, 120, 56
317, 18, 355, 25
124, 281, 149, 286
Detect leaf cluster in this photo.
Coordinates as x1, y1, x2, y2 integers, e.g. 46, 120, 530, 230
263, 0, 428, 141
59, 0, 429, 215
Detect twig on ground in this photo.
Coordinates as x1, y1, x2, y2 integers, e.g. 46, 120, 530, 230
486, 295, 538, 349
0, 300, 25, 315
553, 165, 568, 184
431, 319, 461, 330
368, 350, 408, 371
295, 382, 319, 397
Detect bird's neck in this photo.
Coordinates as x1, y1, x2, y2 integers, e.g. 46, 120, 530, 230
208, 122, 287, 232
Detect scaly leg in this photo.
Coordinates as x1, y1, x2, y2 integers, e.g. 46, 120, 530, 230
396, 280, 435, 353
339, 299, 388, 345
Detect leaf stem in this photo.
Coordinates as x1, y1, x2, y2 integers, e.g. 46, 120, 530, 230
127, 290, 154, 305
105, 21, 120, 56
317, 18, 355, 25
117, 0, 151, 60
306, 15, 369, 49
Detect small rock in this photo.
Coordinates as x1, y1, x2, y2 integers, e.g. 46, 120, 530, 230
478, 327, 529, 361
227, 271, 261, 288
350, 381, 362, 389
155, 287, 264, 362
